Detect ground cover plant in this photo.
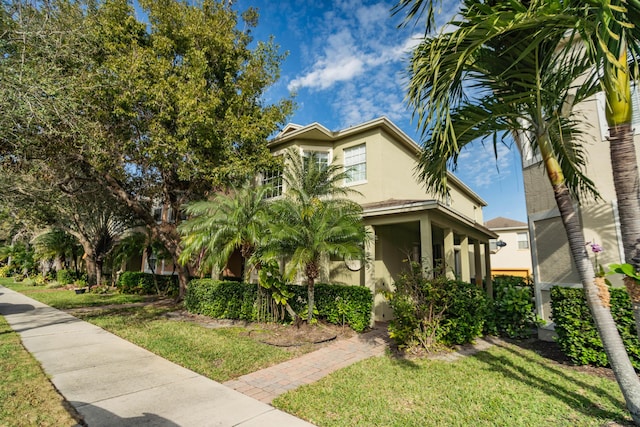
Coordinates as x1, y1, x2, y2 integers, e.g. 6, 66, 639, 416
273, 341, 631, 426
0, 315, 79, 426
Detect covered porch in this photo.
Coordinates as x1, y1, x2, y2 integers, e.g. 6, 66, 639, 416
330, 200, 497, 322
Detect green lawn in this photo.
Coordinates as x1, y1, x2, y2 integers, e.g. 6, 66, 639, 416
1, 277, 633, 426
273, 342, 631, 427
0, 315, 78, 426
1, 278, 148, 308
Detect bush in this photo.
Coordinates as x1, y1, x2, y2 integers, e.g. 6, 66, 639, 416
117, 272, 179, 297
185, 279, 373, 332
385, 262, 489, 352
287, 284, 373, 332
550, 286, 640, 369
56, 269, 75, 285
0, 265, 12, 278
487, 275, 541, 339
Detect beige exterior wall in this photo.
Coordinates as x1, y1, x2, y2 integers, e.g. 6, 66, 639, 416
271, 118, 496, 323
489, 227, 532, 277
522, 91, 640, 333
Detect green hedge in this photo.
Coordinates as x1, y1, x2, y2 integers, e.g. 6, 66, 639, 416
56, 269, 75, 285
185, 279, 373, 332
117, 272, 179, 297
487, 275, 540, 339
550, 286, 640, 369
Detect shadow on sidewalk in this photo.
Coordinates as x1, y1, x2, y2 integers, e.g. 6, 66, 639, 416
71, 402, 181, 427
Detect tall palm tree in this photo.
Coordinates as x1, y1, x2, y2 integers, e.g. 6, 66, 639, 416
396, 0, 640, 421
178, 182, 272, 280
262, 150, 368, 322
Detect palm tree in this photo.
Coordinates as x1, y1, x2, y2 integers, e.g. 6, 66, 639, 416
178, 182, 272, 280
32, 228, 82, 274
396, 0, 640, 421
262, 150, 368, 322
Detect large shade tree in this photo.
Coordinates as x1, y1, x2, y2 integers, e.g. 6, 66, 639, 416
396, 0, 640, 422
1, 0, 294, 298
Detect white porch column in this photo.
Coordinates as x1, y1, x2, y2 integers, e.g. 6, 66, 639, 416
484, 242, 493, 299
460, 235, 470, 282
444, 228, 455, 280
365, 225, 376, 327
419, 216, 433, 277
474, 240, 483, 287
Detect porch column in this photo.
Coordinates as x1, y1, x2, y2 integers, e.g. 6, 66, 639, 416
484, 242, 493, 300
460, 235, 470, 282
444, 228, 455, 280
474, 240, 483, 287
365, 225, 376, 327
419, 216, 433, 277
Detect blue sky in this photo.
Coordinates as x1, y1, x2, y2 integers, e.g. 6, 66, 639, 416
247, 0, 529, 223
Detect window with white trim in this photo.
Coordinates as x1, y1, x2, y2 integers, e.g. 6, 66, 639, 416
262, 168, 283, 199
302, 150, 329, 170
344, 144, 366, 184
517, 232, 529, 249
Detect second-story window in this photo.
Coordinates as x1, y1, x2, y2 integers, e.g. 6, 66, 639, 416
517, 232, 529, 249
344, 144, 366, 184
303, 150, 329, 170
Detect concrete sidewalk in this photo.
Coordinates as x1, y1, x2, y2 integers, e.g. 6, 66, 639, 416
0, 286, 314, 427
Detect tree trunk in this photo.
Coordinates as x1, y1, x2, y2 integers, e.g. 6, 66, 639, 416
609, 123, 640, 337
553, 182, 640, 424
84, 252, 97, 286
307, 278, 315, 322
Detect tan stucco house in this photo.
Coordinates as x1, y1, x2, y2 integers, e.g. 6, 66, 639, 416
520, 86, 640, 339
485, 216, 533, 278
267, 117, 497, 321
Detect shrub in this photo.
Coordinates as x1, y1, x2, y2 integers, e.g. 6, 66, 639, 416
287, 284, 373, 332
385, 262, 489, 352
117, 272, 179, 297
440, 281, 489, 345
185, 279, 373, 332
0, 265, 12, 278
56, 269, 75, 285
487, 275, 541, 339
550, 286, 640, 369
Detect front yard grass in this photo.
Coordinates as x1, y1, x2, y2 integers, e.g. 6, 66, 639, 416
0, 315, 78, 426
1, 277, 633, 426
272, 341, 631, 427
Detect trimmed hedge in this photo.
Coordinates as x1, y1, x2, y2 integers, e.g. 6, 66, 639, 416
550, 286, 640, 369
185, 279, 373, 332
117, 272, 179, 297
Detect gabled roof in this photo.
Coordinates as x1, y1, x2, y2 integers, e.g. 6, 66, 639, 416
270, 117, 488, 207
485, 216, 528, 229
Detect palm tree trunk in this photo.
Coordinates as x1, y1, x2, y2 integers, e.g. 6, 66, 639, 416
552, 174, 640, 424
609, 123, 640, 336
307, 278, 315, 322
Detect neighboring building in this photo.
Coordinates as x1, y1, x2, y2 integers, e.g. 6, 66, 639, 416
485, 216, 533, 278
519, 87, 639, 339
267, 117, 498, 322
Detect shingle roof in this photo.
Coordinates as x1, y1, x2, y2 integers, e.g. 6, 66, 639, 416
485, 216, 527, 229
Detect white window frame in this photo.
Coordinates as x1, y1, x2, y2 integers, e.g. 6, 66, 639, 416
300, 147, 332, 170
261, 168, 283, 199
343, 143, 367, 185
517, 231, 529, 250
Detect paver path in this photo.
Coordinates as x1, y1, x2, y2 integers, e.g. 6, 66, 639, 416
224, 326, 392, 403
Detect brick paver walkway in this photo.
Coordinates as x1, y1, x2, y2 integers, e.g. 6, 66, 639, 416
223, 325, 392, 404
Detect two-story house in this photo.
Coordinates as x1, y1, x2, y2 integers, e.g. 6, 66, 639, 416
266, 117, 497, 321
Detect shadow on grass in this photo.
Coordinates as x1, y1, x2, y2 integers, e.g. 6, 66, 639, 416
474, 340, 631, 423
